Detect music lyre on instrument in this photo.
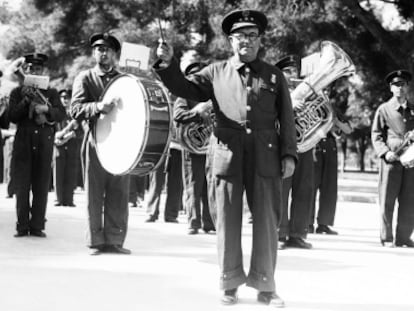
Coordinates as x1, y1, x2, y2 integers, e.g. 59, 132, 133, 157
94, 42, 172, 176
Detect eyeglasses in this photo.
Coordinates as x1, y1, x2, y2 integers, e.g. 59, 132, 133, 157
231, 32, 260, 41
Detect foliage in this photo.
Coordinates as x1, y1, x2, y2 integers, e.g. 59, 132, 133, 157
2, 0, 414, 170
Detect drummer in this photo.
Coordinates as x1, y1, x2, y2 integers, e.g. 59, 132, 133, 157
371, 69, 414, 248
70, 32, 131, 255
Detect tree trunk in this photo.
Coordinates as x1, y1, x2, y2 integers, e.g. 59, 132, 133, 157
342, 0, 407, 68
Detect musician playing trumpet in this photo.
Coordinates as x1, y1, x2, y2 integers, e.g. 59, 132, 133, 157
372, 69, 414, 248
8, 53, 66, 238
53, 89, 81, 207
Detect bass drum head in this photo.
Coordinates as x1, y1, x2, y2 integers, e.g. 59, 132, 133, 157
400, 144, 414, 168
95, 74, 147, 175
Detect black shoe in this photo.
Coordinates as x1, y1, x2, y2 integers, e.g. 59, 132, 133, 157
316, 224, 338, 235
145, 216, 157, 223
106, 245, 131, 254
30, 230, 47, 237
257, 291, 285, 308
14, 230, 29, 237
287, 237, 312, 249
188, 228, 199, 235
203, 227, 216, 234
380, 239, 394, 247
395, 239, 414, 247
90, 245, 106, 256
278, 237, 287, 250
65, 202, 76, 207
308, 224, 315, 234
165, 218, 178, 223
221, 288, 238, 305
129, 202, 138, 208
54, 202, 63, 206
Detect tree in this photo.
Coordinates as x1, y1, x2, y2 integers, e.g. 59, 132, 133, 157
2, 0, 414, 170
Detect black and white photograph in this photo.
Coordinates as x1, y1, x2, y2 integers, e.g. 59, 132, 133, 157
0, 0, 414, 310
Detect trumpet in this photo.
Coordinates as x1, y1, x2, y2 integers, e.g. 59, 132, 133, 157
8, 57, 55, 125
54, 119, 79, 146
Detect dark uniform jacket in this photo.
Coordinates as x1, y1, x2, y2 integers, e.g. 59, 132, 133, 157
156, 57, 297, 173
70, 66, 119, 133
372, 97, 414, 158
9, 87, 65, 126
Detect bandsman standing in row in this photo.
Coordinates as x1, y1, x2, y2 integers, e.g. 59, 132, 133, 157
53, 89, 82, 207
8, 53, 66, 237
275, 55, 314, 250
71, 33, 131, 255
174, 60, 215, 235
371, 69, 414, 248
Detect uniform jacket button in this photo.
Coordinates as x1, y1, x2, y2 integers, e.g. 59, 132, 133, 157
246, 128, 252, 134
246, 105, 251, 111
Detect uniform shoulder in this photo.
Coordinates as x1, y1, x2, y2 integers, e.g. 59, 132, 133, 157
207, 59, 233, 70
74, 68, 94, 81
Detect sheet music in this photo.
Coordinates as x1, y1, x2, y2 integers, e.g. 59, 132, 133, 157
119, 42, 150, 71
301, 52, 321, 78
23, 75, 50, 90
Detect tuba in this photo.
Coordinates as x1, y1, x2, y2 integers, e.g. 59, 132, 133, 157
291, 41, 355, 153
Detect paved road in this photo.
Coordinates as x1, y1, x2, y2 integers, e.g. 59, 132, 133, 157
0, 183, 413, 311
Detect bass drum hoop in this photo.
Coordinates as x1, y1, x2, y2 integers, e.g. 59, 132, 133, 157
94, 73, 171, 176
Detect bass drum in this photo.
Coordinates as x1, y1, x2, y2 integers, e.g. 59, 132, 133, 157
94, 74, 171, 176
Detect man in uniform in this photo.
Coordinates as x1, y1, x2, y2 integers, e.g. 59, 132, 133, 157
155, 9, 297, 307
310, 86, 352, 235
71, 33, 131, 255
174, 60, 215, 235
53, 89, 80, 207
8, 53, 66, 237
371, 69, 414, 248
275, 55, 314, 249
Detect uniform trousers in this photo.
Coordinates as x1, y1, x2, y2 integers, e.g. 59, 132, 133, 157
280, 149, 314, 239
85, 138, 129, 247
182, 150, 215, 230
379, 160, 414, 242
54, 139, 79, 205
310, 136, 338, 226
207, 130, 281, 292
146, 148, 183, 221
14, 126, 54, 231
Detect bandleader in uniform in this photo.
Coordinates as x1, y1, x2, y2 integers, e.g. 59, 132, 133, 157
9, 53, 66, 237
155, 9, 297, 307
71, 33, 131, 255
371, 69, 414, 248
